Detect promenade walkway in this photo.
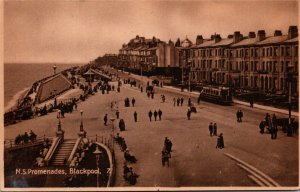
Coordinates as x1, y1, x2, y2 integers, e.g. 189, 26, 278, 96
5, 71, 299, 188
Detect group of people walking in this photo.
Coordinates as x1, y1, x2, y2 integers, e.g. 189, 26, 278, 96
259, 113, 278, 139
173, 97, 185, 107
148, 109, 163, 121
124, 97, 136, 107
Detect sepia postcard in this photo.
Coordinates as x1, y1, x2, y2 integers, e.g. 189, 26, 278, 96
1, 0, 299, 191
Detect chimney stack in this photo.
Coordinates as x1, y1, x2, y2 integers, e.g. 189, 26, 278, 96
288, 26, 298, 39
196, 35, 204, 45
248, 32, 256, 38
257, 30, 266, 41
233, 31, 242, 43
214, 34, 222, 43
274, 30, 282, 36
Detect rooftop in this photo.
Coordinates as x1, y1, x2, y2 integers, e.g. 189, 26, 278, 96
231, 38, 260, 47
256, 35, 288, 45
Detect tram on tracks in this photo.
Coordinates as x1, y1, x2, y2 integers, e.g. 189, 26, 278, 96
199, 86, 233, 105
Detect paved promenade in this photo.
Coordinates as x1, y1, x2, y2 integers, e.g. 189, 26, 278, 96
5, 73, 299, 187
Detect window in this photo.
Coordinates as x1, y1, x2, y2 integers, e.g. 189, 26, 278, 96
262, 48, 265, 57
286, 47, 291, 56
274, 61, 278, 72
274, 47, 278, 56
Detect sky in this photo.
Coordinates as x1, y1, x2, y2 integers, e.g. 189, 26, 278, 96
4, 0, 298, 64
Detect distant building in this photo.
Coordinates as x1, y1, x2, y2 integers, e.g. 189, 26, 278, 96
118, 35, 176, 72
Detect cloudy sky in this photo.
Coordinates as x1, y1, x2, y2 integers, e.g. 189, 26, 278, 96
4, 0, 298, 64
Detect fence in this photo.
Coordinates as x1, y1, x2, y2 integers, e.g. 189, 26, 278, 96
4, 135, 54, 150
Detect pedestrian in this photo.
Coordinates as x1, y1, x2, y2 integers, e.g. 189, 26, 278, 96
259, 121, 265, 134
132, 97, 136, 107
161, 150, 170, 167
213, 123, 218, 136
158, 109, 162, 121
180, 97, 184, 106
148, 110, 153, 121
104, 114, 108, 126
187, 109, 191, 120
116, 110, 120, 119
272, 114, 277, 129
240, 110, 244, 122
216, 133, 224, 149
147, 91, 150, 98
236, 110, 240, 122
209, 122, 213, 136
151, 91, 154, 99
134, 111, 137, 122
154, 110, 158, 121
188, 98, 191, 107
250, 98, 254, 108
173, 98, 176, 107
177, 98, 180, 106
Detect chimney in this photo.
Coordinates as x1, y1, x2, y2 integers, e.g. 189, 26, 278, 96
233, 31, 241, 43
227, 34, 233, 39
288, 26, 298, 39
274, 30, 282, 36
196, 35, 204, 45
248, 32, 256, 38
257, 30, 266, 41
215, 34, 221, 43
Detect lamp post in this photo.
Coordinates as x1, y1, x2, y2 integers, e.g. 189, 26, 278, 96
53, 65, 57, 75
110, 117, 115, 153
287, 66, 293, 136
80, 110, 83, 132
182, 37, 191, 95
57, 110, 61, 131
140, 62, 143, 92
93, 146, 102, 187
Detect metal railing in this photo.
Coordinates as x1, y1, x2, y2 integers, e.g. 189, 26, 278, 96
4, 135, 53, 149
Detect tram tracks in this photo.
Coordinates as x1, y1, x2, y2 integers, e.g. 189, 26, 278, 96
224, 153, 280, 187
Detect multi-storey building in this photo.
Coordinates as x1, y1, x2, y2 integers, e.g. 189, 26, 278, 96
117, 26, 298, 96
186, 26, 298, 95
118, 35, 176, 72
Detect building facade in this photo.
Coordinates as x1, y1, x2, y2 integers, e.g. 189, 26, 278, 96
118, 36, 176, 72
117, 26, 298, 95
186, 26, 298, 95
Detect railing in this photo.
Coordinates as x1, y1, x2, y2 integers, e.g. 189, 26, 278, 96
86, 134, 114, 151
44, 137, 61, 166
4, 135, 53, 149
67, 137, 82, 164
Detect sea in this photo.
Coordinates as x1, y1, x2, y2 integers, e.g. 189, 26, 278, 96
4, 63, 83, 112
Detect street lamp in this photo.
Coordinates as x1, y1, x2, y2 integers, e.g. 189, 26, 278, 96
93, 146, 102, 187
57, 110, 61, 131
287, 66, 293, 136
110, 117, 115, 153
181, 36, 191, 95
140, 62, 143, 92
53, 65, 57, 75
80, 110, 83, 132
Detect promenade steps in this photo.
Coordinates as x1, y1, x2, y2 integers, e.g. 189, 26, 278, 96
50, 139, 76, 166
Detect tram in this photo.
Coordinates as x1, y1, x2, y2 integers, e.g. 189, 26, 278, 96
199, 86, 233, 105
